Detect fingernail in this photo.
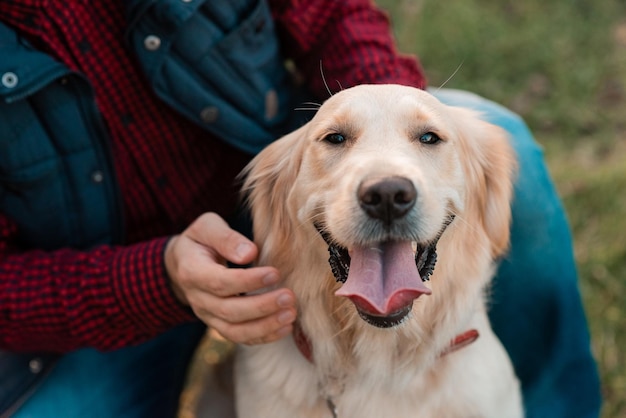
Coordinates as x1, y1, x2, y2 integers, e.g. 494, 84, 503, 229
277, 310, 296, 325
276, 292, 294, 307
262, 273, 279, 286
236, 242, 253, 259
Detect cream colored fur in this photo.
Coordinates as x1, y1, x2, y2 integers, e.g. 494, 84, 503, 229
235, 85, 523, 418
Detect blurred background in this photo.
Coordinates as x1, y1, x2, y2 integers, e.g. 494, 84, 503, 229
181, 1, 626, 417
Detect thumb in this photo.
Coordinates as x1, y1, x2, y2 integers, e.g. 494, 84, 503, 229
187, 212, 258, 265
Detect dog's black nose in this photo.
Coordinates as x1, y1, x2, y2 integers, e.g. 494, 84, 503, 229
358, 176, 417, 224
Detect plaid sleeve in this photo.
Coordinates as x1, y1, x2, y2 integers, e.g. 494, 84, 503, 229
110, 237, 197, 337
270, 0, 427, 99
0, 215, 197, 353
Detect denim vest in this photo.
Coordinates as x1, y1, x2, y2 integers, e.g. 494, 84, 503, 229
0, 0, 298, 414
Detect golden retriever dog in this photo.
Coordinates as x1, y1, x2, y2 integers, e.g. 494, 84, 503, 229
235, 85, 523, 417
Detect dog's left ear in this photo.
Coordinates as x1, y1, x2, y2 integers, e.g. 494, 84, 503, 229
240, 124, 307, 244
453, 108, 517, 259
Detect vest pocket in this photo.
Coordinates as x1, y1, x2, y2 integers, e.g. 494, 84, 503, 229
0, 76, 121, 250
127, 0, 302, 154
0, 97, 70, 250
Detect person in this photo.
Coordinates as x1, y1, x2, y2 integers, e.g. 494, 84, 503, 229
0, 1, 601, 417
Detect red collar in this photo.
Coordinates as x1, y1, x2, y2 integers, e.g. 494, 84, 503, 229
293, 321, 315, 362
292, 322, 479, 363
438, 329, 480, 356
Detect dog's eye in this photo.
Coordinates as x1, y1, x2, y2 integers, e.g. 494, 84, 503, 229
324, 133, 347, 145
418, 132, 442, 145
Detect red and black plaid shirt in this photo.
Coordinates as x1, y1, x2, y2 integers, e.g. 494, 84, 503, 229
0, 0, 426, 352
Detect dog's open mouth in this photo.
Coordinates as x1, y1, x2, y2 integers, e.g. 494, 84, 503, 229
316, 217, 453, 329
334, 241, 434, 328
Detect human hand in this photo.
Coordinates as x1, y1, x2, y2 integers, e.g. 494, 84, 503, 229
165, 212, 296, 345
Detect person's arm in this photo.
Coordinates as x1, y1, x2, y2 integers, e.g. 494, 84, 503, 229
0, 211, 297, 353
0, 212, 195, 353
269, 0, 427, 99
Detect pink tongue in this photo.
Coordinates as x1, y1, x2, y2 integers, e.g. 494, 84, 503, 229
334, 241, 431, 316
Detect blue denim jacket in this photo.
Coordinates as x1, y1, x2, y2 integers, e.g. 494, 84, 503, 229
0, 0, 299, 414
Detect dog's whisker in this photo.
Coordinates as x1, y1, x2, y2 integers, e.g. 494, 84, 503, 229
301, 101, 322, 107
295, 102, 322, 112
447, 211, 494, 256
302, 207, 327, 227
435, 60, 465, 91
319, 61, 334, 98
291, 212, 326, 244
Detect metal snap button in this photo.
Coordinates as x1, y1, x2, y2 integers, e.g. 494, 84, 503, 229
91, 170, 104, 183
200, 106, 219, 123
144, 35, 162, 51
1, 72, 19, 88
29, 358, 43, 374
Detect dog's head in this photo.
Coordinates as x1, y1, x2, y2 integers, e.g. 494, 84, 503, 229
242, 85, 515, 330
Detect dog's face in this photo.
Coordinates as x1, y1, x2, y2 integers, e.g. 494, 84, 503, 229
301, 86, 463, 246
243, 85, 515, 330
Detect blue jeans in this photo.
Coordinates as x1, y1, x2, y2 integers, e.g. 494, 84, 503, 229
11, 323, 205, 418
12, 90, 601, 418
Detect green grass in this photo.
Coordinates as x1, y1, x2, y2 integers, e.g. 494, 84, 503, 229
377, 0, 626, 416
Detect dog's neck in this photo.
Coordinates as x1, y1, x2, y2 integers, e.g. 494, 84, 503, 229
292, 320, 479, 418
292, 321, 479, 364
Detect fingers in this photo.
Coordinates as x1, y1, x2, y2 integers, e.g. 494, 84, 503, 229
189, 270, 298, 344
173, 237, 279, 298
164, 212, 298, 345
195, 289, 297, 345
195, 287, 295, 324
212, 315, 294, 346
200, 264, 280, 298
187, 212, 257, 266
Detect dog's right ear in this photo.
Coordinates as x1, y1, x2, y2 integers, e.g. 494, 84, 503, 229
240, 124, 307, 244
